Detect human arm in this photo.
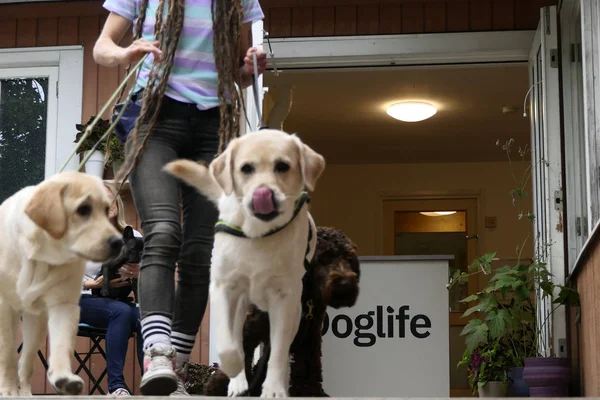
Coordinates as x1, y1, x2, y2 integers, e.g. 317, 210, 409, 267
93, 10, 162, 67
238, 23, 267, 89
83, 276, 130, 290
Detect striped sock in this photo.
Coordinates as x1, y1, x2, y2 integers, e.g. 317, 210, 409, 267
141, 315, 172, 351
171, 332, 196, 369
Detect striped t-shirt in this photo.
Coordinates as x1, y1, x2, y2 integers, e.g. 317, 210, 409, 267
103, 0, 265, 110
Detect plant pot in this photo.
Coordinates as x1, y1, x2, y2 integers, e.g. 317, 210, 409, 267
507, 367, 529, 397
523, 357, 570, 397
478, 381, 506, 397
112, 159, 124, 178
84, 150, 106, 178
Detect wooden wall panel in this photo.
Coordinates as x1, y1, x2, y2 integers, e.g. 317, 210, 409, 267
574, 233, 600, 396
262, 0, 558, 37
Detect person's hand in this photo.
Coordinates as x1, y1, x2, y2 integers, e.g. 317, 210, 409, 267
86, 276, 104, 290
119, 263, 140, 279
109, 277, 131, 288
117, 38, 162, 65
242, 47, 267, 76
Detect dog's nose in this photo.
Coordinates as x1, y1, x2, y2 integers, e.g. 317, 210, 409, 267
107, 236, 124, 257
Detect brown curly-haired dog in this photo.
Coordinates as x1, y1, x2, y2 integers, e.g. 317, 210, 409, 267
204, 226, 360, 397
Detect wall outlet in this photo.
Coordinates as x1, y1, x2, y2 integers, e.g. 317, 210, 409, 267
558, 338, 567, 358
485, 216, 497, 229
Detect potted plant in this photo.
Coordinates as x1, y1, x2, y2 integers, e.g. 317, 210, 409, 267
106, 135, 126, 177
449, 138, 580, 397
458, 338, 510, 397
183, 363, 220, 395
74, 116, 110, 178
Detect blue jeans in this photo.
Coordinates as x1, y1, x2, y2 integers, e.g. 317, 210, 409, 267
79, 295, 144, 393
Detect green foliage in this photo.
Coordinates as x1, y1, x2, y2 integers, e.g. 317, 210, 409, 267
458, 339, 511, 394
449, 138, 581, 385
74, 116, 125, 165
0, 78, 48, 202
184, 363, 220, 395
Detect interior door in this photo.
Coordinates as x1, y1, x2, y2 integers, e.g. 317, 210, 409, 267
382, 197, 478, 397
527, 5, 566, 358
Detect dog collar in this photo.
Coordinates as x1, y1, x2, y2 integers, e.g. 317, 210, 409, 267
214, 192, 311, 239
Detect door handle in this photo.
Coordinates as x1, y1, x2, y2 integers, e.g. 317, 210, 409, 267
466, 234, 479, 240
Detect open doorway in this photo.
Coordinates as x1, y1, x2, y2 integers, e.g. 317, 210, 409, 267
383, 198, 477, 396
262, 62, 533, 397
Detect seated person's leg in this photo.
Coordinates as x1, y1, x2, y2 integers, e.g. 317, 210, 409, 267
79, 295, 138, 394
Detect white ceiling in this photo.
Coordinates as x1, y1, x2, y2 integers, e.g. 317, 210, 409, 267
263, 63, 531, 164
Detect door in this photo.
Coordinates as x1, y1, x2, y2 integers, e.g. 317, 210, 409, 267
0, 66, 58, 202
383, 197, 478, 397
527, 5, 565, 358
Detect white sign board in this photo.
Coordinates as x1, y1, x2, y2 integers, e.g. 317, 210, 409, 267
321, 256, 450, 397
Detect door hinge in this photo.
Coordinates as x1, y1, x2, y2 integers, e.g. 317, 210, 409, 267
575, 216, 582, 236
583, 216, 589, 237
56, 81, 59, 97
550, 48, 559, 68
554, 189, 563, 212
544, 7, 551, 35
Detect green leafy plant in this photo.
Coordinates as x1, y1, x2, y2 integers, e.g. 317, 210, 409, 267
184, 363, 220, 395
458, 338, 511, 394
449, 138, 580, 374
74, 116, 125, 165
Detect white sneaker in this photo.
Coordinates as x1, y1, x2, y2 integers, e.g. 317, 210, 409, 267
170, 364, 191, 397
139, 345, 178, 396
111, 388, 131, 397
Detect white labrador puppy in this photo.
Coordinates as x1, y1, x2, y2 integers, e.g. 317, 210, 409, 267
164, 129, 325, 398
0, 171, 124, 396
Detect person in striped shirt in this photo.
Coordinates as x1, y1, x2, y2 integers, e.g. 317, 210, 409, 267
93, 0, 266, 395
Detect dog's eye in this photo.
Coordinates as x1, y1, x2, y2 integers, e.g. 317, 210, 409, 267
77, 204, 92, 217
274, 161, 290, 173
241, 163, 254, 174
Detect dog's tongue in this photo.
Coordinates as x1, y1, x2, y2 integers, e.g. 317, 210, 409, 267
253, 187, 276, 215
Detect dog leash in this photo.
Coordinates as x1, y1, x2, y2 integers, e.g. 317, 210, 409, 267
58, 55, 149, 173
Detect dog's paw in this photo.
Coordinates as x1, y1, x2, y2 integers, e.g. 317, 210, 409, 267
227, 373, 248, 397
218, 349, 244, 378
0, 385, 20, 396
260, 381, 288, 398
49, 373, 84, 395
18, 384, 32, 396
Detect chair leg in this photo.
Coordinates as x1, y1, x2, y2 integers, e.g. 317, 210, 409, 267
73, 336, 107, 395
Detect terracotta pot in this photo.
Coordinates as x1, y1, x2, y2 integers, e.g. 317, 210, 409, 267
523, 357, 570, 397
478, 381, 506, 397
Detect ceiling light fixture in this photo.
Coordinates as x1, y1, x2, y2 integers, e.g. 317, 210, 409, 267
386, 101, 437, 122
420, 211, 457, 217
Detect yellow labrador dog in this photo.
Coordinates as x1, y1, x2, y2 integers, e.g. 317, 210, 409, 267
0, 171, 123, 396
164, 129, 325, 397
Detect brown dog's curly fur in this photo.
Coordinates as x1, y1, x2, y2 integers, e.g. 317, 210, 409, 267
204, 226, 360, 397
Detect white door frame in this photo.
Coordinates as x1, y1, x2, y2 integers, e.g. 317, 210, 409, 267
265, 30, 535, 70
0, 46, 84, 175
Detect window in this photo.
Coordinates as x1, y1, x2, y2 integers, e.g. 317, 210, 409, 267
561, 0, 589, 271
0, 46, 83, 202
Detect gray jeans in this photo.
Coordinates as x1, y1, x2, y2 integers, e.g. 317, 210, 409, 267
128, 97, 219, 335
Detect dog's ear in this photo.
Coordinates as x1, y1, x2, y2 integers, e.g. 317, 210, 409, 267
25, 180, 69, 239
292, 135, 326, 191
210, 140, 238, 195
123, 226, 134, 239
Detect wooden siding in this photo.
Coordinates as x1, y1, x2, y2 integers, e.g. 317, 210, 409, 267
0, 6, 208, 395
574, 232, 600, 396
260, 0, 559, 38
0, 0, 557, 394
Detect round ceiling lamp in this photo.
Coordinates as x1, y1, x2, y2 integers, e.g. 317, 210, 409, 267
420, 211, 457, 217
386, 101, 437, 122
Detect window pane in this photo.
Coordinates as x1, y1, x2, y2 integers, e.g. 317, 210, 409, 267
0, 78, 48, 203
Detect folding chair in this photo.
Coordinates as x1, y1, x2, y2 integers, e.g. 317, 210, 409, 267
74, 323, 109, 395
17, 323, 135, 395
